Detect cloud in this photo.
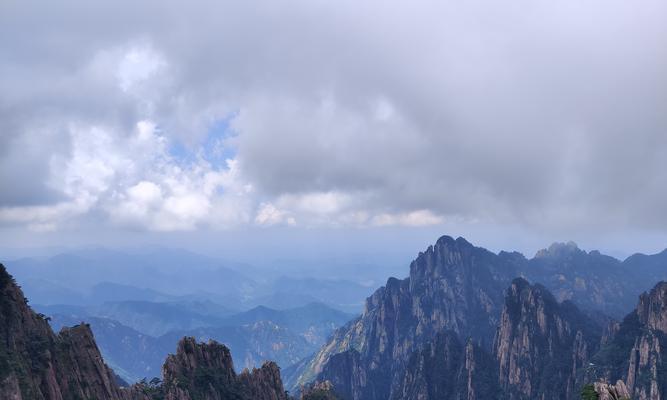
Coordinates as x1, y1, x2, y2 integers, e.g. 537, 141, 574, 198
0, 0, 666, 235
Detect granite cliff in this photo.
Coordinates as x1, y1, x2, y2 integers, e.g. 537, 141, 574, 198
494, 278, 600, 399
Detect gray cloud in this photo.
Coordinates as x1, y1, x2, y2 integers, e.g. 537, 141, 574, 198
0, 0, 666, 233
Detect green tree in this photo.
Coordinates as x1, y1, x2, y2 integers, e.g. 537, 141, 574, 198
581, 384, 599, 400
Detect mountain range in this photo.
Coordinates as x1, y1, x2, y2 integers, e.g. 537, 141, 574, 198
37, 301, 352, 383
292, 235, 667, 399
5, 235, 667, 399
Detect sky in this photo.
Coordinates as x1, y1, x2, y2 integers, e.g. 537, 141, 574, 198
1, 0, 666, 263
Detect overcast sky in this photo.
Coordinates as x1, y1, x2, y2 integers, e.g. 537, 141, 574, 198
1, 0, 666, 261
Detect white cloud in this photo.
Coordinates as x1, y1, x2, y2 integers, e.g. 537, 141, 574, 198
1, 0, 666, 237
372, 210, 444, 227
255, 203, 292, 226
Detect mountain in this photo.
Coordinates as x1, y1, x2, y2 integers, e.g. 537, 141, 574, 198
295, 236, 515, 399
36, 298, 237, 337
295, 235, 667, 399
494, 278, 601, 399
0, 262, 291, 400
255, 277, 376, 314
0, 263, 126, 399
6, 248, 258, 308
525, 242, 639, 318
8, 249, 373, 314
159, 322, 314, 373
89, 300, 230, 337
587, 280, 667, 399
221, 303, 355, 346
132, 337, 288, 400
392, 332, 501, 400
39, 302, 353, 383
46, 313, 165, 384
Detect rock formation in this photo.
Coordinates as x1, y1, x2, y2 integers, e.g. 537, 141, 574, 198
392, 331, 501, 400
157, 336, 288, 400
0, 262, 127, 400
493, 278, 600, 399
297, 236, 516, 399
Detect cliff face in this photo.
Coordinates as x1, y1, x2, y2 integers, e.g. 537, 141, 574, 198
0, 263, 127, 400
151, 337, 288, 400
297, 236, 517, 399
620, 282, 667, 400
493, 278, 600, 400
391, 331, 501, 400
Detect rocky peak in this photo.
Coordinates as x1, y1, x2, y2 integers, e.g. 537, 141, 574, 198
636, 281, 667, 334
159, 336, 288, 400
298, 235, 516, 399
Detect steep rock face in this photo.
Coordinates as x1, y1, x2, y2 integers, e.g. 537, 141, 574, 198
493, 278, 600, 400
622, 282, 667, 400
0, 263, 127, 400
636, 282, 667, 333
391, 331, 501, 400
588, 282, 667, 400
158, 337, 288, 400
297, 236, 517, 399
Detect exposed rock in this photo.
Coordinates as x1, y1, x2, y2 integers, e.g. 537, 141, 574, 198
0, 262, 127, 400
594, 380, 631, 400
298, 236, 516, 399
158, 336, 288, 400
588, 282, 667, 400
391, 331, 501, 400
636, 282, 667, 334
0, 263, 290, 400
493, 278, 601, 400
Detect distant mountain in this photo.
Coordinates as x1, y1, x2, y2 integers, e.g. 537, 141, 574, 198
90, 300, 233, 336
7, 249, 375, 314
221, 303, 355, 346
254, 277, 375, 314
6, 248, 258, 308
89, 281, 178, 303
39, 302, 353, 383
524, 242, 639, 317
